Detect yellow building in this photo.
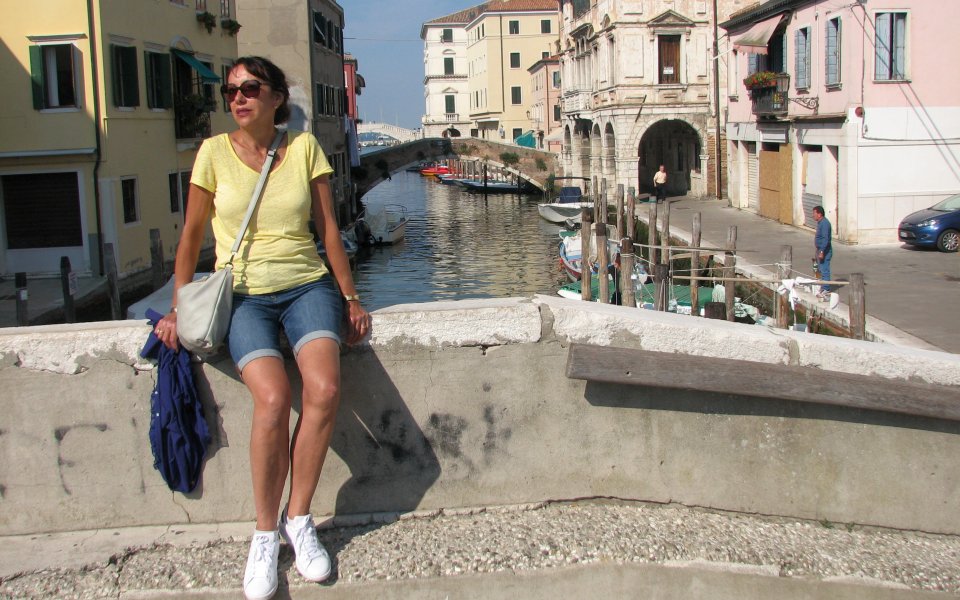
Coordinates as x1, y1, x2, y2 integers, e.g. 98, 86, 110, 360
0, 0, 238, 282
466, 1, 559, 142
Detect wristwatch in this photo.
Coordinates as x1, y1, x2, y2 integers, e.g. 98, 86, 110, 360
343, 294, 361, 302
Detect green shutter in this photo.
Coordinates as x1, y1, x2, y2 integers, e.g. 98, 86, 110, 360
29, 45, 45, 109
144, 51, 156, 107
123, 47, 140, 107
159, 53, 173, 109
111, 45, 122, 106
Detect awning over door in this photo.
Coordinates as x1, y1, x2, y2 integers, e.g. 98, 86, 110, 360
732, 14, 787, 55
171, 49, 220, 83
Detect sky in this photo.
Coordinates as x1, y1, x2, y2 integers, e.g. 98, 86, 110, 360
342, 0, 477, 131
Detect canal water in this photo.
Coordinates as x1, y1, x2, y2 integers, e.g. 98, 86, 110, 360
353, 170, 567, 311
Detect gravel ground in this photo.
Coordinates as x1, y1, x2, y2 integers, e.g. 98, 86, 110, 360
3, 500, 960, 599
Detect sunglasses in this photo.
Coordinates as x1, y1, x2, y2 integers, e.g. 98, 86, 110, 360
220, 80, 268, 102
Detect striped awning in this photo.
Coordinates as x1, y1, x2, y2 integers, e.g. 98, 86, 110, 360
732, 14, 787, 55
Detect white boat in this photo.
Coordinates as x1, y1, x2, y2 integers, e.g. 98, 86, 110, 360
357, 203, 407, 245
538, 186, 592, 224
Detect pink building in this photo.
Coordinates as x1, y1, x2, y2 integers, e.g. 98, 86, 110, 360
528, 56, 563, 152
722, 0, 960, 244
343, 53, 365, 121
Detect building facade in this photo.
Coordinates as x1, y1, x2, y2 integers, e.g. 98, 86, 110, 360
466, 1, 560, 142
556, 0, 743, 197
0, 0, 238, 280
420, 9, 472, 138
723, 0, 960, 244
237, 0, 357, 222
528, 56, 563, 152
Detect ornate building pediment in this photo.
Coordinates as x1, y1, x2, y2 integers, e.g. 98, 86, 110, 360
647, 10, 696, 30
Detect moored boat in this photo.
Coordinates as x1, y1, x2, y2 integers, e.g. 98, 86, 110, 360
558, 224, 620, 281
356, 203, 408, 245
538, 186, 591, 223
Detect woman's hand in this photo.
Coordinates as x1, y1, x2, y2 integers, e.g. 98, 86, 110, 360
345, 300, 371, 346
154, 310, 180, 351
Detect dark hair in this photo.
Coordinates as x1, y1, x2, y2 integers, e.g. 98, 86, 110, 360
232, 56, 290, 125
813, 205, 825, 216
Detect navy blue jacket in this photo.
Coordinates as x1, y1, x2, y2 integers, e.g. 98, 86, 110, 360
141, 309, 211, 493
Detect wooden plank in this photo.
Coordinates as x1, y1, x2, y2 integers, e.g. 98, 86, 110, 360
565, 344, 960, 422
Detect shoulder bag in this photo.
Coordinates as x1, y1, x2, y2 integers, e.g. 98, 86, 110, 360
176, 130, 284, 353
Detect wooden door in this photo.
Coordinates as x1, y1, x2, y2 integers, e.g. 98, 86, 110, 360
658, 36, 680, 84
759, 147, 781, 220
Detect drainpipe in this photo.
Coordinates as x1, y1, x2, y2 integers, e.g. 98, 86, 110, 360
87, 0, 106, 275
712, 0, 723, 202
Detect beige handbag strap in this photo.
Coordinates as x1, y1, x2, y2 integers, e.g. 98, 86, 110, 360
226, 129, 285, 264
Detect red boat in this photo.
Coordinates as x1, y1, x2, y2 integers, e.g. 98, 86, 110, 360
420, 164, 450, 176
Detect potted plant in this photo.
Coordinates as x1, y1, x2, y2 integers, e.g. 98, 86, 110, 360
221, 18, 242, 36
196, 11, 217, 33
743, 71, 781, 91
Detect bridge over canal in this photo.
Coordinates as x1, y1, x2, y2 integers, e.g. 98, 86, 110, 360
355, 138, 561, 198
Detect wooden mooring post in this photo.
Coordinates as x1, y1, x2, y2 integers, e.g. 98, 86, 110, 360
647, 202, 658, 266
653, 264, 669, 311
776, 245, 793, 329
150, 228, 165, 290
620, 237, 636, 308
60, 256, 76, 324
724, 226, 737, 322
15, 272, 28, 326
580, 208, 593, 302
690, 213, 701, 317
849, 273, 866, 340
104, 243, 122, 320
626, 188, 636, 240
615, 184, 624, 240
596, 223, 609, 304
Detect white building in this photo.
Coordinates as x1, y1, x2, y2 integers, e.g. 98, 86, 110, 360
421, 8, 472, 138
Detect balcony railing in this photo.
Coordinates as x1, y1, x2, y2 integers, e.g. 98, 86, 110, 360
174, 94, 214, 139
748, 73, 789, 117
444, 113, 459, 122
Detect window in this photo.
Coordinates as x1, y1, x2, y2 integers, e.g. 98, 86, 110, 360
169, 171, 192, 214
445, 94, 456, 114
29, 44, 80, 109
510, 86, 522, 104
144, 51, 172, 109
220, 0, 232, 19
313, 12, 327, 46
111, 45, 139, 108
508, 20, 519, 35
201, 60, 216, 111
512, 128, 522, 140
510, 52, 520, 69
541, 19, 551, 34
553, 104, 561, 122
441, 28, 453, 42
658, 35, 680, 84
121, 177, 139, 224
552, 71, 561, 88
195, 0, 206, 9
542, 51, 549, 59
875, 12, 906, 80
825, 17, 841, 86
444, 57, 454, 75
794, 27, 811, 89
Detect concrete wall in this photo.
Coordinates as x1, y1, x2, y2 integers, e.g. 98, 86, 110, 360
1, 297, 959, 537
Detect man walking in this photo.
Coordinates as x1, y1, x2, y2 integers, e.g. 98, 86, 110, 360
813, 206, 832, 299
653, 165, 667, 203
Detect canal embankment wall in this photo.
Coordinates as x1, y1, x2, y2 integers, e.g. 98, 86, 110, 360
1, 296, 959, 538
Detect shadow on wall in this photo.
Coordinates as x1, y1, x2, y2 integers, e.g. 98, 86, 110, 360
333, 349, 441, 514
193, 347, 441, 514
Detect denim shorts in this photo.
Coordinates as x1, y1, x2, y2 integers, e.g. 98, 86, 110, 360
227, 276, 342, 372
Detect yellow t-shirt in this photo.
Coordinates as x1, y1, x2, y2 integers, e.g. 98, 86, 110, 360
191, 130, 335, 294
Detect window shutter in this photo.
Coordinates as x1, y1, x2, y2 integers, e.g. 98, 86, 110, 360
445, 95, 455, 113
748, 53, 759, 75
29, 45, 45, 109
893, 14, 906, 79
158, 53, 173, 108
875, 12, 891, 79
794, 30, 803, 87
111, 45, 122, 106
825, 19, 839, 85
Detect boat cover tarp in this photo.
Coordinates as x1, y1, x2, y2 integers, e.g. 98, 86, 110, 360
558, 187, 583, 203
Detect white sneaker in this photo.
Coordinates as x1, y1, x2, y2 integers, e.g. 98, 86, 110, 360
280, 507, 332, 582
243, 530, 279, 600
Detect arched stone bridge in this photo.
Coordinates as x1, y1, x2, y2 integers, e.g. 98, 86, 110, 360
357, 121, 420, 143
355, 138, 561, 198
